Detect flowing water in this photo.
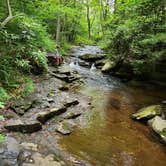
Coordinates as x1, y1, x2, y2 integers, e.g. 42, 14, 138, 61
59, 46, 166, 166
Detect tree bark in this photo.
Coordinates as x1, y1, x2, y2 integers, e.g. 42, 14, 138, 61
56, 0, 62, 46
86, 0, 91, 39
1, 0, 13, 27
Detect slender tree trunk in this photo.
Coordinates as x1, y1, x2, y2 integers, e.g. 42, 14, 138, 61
56, 0, 62, 46
86, 0, 91, 39
1, 0, 13, 27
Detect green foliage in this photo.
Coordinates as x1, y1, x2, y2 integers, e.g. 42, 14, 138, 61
0, 88, 10, 107
0, 133, 5, 142
21, 78, 34, 97
105, 0, 166, 74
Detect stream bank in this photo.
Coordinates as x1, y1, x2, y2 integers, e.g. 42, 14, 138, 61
0, 46, 166, 166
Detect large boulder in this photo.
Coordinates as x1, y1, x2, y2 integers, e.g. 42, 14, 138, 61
80, 53, 105, 62
4, 119, 42, 133
0, 136, 22, 166
132, 105, 161, 120
148, 116, 166, 144
101, 61, 115, 73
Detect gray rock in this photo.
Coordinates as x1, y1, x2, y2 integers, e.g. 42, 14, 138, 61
64, 111, 82, 119
37, 107, 67, 123
64, 99, 79, 107
21, 142, 38, 151
51, 73, 79, 83
148, 116, 166, 144
10, 101, 34, 115
22, 152, 63, 166
78, 61, 90, 67
132, 105, 161, 120
0, 136, 22, 166
4, 119, 42, 133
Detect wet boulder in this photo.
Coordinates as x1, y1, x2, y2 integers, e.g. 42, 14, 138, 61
101, 60, 115, 73
78, 60, 90, 67
37, 107, 67, 123
80, 53, 105, 62
95, 59, 105, 68
4, 119, 42, 133
132, 105, 161, 120
0, 136, 22, 166
148, 116, 166, 144
55, 120, 75, 135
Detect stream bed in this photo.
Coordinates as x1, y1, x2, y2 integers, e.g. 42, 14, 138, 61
58, 46, 166, 166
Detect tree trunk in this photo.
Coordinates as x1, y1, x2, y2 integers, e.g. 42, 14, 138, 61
56, 0, 62, 46
86, 0, 91, 39
1, 0, 13, 27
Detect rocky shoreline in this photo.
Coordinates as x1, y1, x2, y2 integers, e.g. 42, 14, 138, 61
0, 64, 92, 166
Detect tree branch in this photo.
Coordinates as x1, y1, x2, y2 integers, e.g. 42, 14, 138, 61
0, 0, 13, 27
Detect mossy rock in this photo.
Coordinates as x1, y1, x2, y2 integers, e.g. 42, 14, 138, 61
132, 105, 161, 120
56, 120, 75, 135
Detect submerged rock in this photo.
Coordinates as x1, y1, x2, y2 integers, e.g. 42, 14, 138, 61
37, 107, 67, 123
4, 119, 42, 133
0, 136, 22, 166
55, 120, 75, 135
132, 105, 161, 120
80, 53, 105, 62
148, 116, 166, 144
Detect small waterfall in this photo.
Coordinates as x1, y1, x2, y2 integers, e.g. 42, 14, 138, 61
90, 63, 96, 72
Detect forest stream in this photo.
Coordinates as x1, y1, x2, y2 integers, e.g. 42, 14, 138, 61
57, 46, 166, 166
1, 46, 166, 166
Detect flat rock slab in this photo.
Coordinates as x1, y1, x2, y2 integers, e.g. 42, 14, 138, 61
4, 119, 42, 133
55, 120, 75, 135
64, 111, 82, 119
132, 105, 161, 120
21, 142, 38, 151
37, 107, 67, 123
0, 136, 22, 166
10, 101, 35, 115
51, 73, 79, 83
64, 99, 79, 107
80, 53, 105, 62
